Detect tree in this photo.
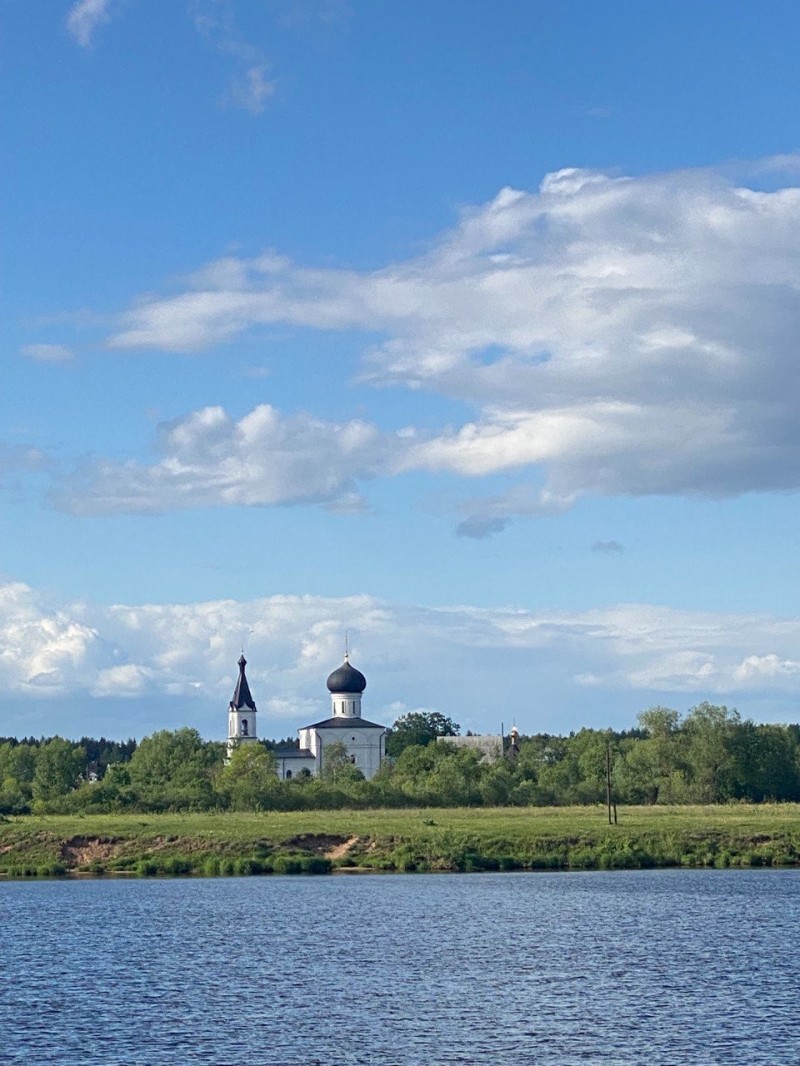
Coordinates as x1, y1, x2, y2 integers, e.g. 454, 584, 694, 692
128, 728, 220, 809
31, 738, 86, 805
216, 744, 278, 809
618, 707, 687, 804
386, 711, 460, 757
683, 703, 741, 803
637, 706, 680, 738
321, 740, 364, 784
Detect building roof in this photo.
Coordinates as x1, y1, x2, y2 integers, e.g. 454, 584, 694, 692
302, 716, 386, 731
230, 654, 256, 712
275, 747, 316, 760
326, 655, 367, 694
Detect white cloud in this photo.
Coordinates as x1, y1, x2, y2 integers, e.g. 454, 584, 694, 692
66, 2, 276, 111
20, 343, 75, 364
66, 0, 115, 47
2, 582, 800, 737
228, 64, 275, 115
193, 2, 276, 115
55, 403, 395, 515
92, 663, 156, 698
0, 582, 110, 694
733, 654, 800, 683
96, 161, 800, 526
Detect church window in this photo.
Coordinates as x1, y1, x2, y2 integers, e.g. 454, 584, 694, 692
240, 719, 248, 736
350, 755, 356, 764
286, 769, 292, 779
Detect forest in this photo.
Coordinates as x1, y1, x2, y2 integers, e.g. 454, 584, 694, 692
2, 703, 800, 815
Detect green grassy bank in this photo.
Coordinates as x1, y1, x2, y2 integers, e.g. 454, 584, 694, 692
3, 804, 800, 878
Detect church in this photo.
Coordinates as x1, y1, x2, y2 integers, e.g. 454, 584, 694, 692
227, 651, 388, 780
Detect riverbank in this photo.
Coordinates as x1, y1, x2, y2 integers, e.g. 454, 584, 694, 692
2, 804, 800, 877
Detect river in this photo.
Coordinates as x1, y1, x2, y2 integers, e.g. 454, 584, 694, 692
2, 869, 798, 1064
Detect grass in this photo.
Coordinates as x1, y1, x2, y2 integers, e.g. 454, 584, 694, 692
2, 804, 800, 878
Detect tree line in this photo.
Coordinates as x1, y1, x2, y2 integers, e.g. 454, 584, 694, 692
2, 703, 800, 814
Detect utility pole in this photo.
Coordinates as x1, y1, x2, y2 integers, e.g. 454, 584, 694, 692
605, 737, 617, 825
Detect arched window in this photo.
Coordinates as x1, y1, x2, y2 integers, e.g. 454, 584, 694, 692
285, 769, 293, 779
240, 719, 248, 736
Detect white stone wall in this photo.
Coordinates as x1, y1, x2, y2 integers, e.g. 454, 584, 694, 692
297, 726, 319, 757
317, 726, 385, 779
330, 692, 362, 718
227, 708, 258, 758
277, 755, 316, 781
293, 725, 385, 779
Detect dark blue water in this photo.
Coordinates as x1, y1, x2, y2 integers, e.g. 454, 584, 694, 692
2, 870, 799, 1065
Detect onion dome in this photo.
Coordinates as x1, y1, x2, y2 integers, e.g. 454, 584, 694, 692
326, 655, 366, 694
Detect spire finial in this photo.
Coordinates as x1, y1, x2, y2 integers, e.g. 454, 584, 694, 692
344, 629, 349, 662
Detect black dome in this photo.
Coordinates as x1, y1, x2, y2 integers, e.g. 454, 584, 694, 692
326, 658, 366, 693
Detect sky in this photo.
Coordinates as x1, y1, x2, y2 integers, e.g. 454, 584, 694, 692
6, 0, 800, 741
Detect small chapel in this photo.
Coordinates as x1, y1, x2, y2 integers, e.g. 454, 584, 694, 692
226, 650, 388, 780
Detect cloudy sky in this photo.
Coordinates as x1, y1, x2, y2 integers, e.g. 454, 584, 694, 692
6, 0, 800, 740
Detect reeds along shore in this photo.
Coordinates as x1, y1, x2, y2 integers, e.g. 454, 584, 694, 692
2, 805, 800, 878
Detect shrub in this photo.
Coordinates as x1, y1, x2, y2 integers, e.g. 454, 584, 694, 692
273, 855, 302, 875
300, 856, 332, 875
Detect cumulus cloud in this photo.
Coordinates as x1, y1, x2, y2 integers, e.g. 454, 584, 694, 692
92, 663, 157, 698
96, 161, 800, 525
0, 582, 110, 694
55, 403, 394, 515
3, 581, 800, 738
19, 343, 75, 364
66, 0, 115, 47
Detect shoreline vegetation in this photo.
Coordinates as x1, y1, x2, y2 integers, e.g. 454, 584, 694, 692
3, 805, 800, 879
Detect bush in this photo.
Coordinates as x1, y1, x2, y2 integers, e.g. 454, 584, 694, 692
300, 856, 332, 875
163, 856, 192, 876
273, 855, 302, 875
37, 862, 67, 877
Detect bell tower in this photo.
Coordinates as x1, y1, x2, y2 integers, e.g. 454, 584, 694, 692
227, 654, 258, 758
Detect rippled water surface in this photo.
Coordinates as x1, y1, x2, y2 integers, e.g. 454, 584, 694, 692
2, 870, 799, 1065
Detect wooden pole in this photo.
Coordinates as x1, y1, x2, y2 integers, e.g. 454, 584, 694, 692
606, 741, 613, 825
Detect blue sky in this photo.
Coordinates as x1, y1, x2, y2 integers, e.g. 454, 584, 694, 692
6, 0, 800, 740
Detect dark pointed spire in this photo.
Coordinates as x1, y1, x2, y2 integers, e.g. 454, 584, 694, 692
231, 654, 256, 711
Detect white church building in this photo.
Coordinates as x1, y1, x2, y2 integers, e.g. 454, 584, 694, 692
227, 651, 387, 780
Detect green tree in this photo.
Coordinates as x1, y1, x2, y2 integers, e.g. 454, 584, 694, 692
728, 722, 800, 802
321, 740, 364, 784
615, 708, 686, 804
683, 703, 741, 803
0, 741, 36, 813
386, 711, 460, 757
216, 744, 279, 809
31, 737, 86, 805
128, 728, 220, 810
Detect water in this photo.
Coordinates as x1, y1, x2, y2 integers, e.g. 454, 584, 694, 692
2, 869, 799, 1065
